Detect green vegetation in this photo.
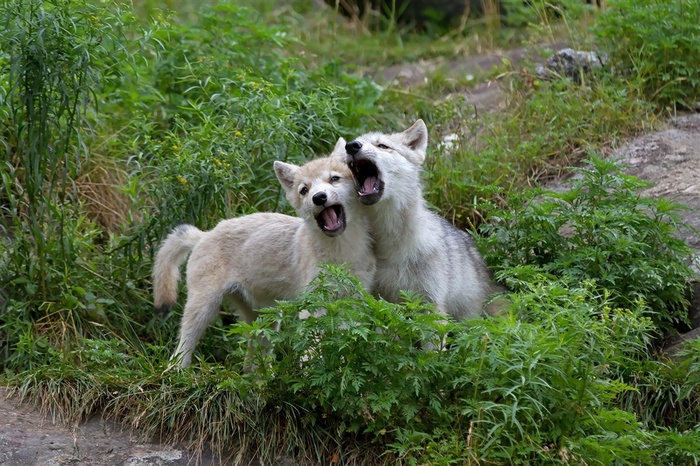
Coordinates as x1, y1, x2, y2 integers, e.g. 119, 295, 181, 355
594, 0, 700, 109
1, 0, 699, 464
479, 156, 695, 331
422, 77, 655, 228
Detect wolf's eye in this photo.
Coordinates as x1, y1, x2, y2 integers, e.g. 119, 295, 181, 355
330, 175, 340, 182
377, 143, 390, 150
300, 186, 308, 195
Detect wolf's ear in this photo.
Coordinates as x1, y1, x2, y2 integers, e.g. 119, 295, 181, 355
329, 137, 347, 159
274, 161, 299, 195
401, 119, 428, 163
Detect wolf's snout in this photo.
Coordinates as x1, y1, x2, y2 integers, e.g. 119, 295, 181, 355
346, 140, 362, 155
312, 192, 327, 206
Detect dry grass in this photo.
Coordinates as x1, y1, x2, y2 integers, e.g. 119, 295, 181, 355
75, 157, 136, 233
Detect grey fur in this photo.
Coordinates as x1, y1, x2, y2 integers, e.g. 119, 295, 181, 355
345, 120, 504, 319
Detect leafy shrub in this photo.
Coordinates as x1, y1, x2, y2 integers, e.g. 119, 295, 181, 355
240, 267, 659, 463
479, 156, 695, 331
12, 266, 700, 464
594, 0, 700, 108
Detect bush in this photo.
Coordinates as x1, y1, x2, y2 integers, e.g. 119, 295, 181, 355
0, 0, 126, 298
594, 0, 700, 108
0, 0, 152, 362
479, 156, 695, 332
243, 266, 658, 464
11, 266, 700, 464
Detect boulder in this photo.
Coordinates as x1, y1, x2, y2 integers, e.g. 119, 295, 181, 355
534, 48, 607, 82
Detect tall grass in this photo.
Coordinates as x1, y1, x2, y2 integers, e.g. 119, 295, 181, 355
0, 0, 154, 360
1, 0, 99, 299
594, 0, 700, 109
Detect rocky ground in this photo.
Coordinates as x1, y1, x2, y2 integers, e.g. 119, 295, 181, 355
615, 113, 700, 352
0, 388, 218, 466
2, 47, 699, 466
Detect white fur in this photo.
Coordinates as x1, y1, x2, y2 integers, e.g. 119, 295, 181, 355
153, 139, 376, 367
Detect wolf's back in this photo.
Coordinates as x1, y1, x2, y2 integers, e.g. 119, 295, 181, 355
152, 224, 203, 312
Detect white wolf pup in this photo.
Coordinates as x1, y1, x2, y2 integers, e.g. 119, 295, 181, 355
153, 139, 376, 367
344, 120, 503, 319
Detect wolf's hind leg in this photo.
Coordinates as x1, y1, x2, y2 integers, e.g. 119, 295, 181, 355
172, 290, 223, 367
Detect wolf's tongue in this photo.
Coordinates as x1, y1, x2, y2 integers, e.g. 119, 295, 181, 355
322, 207, 340, 230
363, 176, 378, 194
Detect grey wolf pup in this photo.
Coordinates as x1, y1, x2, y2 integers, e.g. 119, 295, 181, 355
153, 139, 376, 367
344, 120, 503, 319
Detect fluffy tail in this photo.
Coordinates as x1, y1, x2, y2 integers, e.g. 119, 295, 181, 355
152, 224, 204, 313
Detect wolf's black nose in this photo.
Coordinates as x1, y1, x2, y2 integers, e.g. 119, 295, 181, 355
312, 192, 327, 206
346, 140, 362, 155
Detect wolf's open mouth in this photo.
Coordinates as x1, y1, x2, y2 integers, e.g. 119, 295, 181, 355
316, 204, 346, 237
348, 158, 384, 205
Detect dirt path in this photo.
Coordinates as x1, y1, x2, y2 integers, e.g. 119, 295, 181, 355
2, 51, 700, 466
0, 389, 217, 466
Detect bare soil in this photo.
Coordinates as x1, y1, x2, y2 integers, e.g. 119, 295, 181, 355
0, 389, 217, 466
2, 48, 699, 466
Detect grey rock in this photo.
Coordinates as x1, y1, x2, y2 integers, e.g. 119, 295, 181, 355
535, 48, 607, 82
